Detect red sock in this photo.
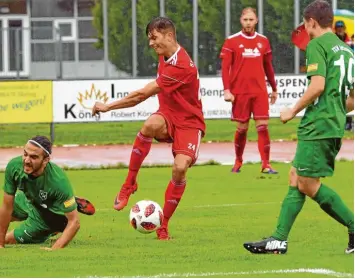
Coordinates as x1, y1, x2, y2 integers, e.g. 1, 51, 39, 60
162, 179, 186, 228
234, 128, 248, 162
124, 132, 152, 185
257, 125, 270, 167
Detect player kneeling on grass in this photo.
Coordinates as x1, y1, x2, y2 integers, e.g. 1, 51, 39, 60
243, 0, 354, 255
92, 17, 205, 240
0, 136, 95, 250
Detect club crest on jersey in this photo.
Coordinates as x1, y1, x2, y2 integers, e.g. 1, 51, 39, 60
242, 48, 261, 57
257, 43, 262, 48
39, 190, 48, 201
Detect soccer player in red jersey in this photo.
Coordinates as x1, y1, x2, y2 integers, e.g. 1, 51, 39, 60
92, 17, 205, 240
220, 7, 278, 174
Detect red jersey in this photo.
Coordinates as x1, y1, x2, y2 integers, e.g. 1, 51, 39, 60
156, 46, 205, 134
220, 32, 272, 95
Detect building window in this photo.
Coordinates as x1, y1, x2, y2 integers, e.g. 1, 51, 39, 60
31, 43, 55, 62
30, 0, 74, 18
31, 21, 53, 40
78, 20, 96, 39
79, 42, 103, 60
78, 0, 95, 17
54, 19, 76, 41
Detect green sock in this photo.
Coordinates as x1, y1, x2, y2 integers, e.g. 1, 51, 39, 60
272, 186, 306, 241
313, 184, 354, 233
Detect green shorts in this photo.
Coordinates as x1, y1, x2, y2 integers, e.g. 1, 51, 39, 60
12, 192, 66, 244
292, 138, 342, 178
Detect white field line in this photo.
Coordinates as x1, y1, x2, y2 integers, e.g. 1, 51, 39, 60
86, 268, 354, 278
95, 201, 282, 212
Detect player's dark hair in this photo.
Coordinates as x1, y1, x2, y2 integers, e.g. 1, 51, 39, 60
241, 7, 257, 17
30, 135, 52, 157
145, 17, 176, 38
303, 0, 333, 28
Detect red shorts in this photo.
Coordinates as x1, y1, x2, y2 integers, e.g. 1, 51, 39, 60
231, 93, 269, 123
153, 111, 202, 165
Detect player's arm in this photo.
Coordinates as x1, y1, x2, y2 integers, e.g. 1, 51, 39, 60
92, 81, 160, 116
51, 209, 80, 250
0, 193, 14, 248
263, 49, 278, 104
220, 39, 234, 102
291, 75, 325, 115
346, 88, 354, 112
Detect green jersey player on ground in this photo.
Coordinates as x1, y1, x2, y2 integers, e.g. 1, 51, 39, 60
0, 136, 96, 250
243, 0, 354, 254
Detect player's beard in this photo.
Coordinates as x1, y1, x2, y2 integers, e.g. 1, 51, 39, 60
243, 27, 255, 35
23, 160, 45, 176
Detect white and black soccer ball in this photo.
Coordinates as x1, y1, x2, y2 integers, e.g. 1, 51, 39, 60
129, 200, 163, 234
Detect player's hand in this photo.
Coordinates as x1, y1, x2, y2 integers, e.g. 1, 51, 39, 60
280, 107, 296, 123
270, 90, 278, 105
92, 102, 109, 117
224, 90, 235, 103
0, 245, 4, 249
40, 247, 53, 251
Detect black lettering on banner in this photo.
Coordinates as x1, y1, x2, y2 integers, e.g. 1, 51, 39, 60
64, 104, 76, 118
111, 83, 129, 99
200, 87, 224, 98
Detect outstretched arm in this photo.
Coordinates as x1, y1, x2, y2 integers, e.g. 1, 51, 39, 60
0, 193, 14, 248
50, 210, 80, 250
92, 81, 160, 116
280, 75, 325, 123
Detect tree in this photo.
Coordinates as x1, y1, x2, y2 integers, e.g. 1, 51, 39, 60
92, 0, 133, 75
92, 0, 354, 76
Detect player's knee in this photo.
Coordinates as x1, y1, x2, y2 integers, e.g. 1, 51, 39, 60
172, 155, 192, 179
288, 167, 298, 186
141, 118, 164, 138
297, 176, 320, 197
255, 120, 268, 127
5, 231, 17, 244
237, 121, 249, 130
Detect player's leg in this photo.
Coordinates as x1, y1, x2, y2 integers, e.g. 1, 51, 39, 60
8, 219, 52, 244
253, 94, 277, 174
114, 113, 171, 211
4, 192, 30, 244
156, 128, 201, 240
244, 139, 354, 254
231, 95, 252, 173
243, 166, 305, 254
296, 139, 354, 254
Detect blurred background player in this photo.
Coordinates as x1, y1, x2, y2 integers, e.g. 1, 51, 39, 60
92, 17, 205, 241
243, 0, 354, 255
219, 7, 278, 174
334, 20, 353, 131
0, 136, 95, 250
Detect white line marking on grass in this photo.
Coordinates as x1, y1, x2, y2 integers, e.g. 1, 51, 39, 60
192, 201, 280, 208
87, 268, 353, 278
95, 201, 281, 212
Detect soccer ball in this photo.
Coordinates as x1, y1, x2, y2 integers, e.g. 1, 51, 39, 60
129, 200, 163, 234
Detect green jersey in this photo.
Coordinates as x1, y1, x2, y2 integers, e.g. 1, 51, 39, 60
3, 156, 77, 216
298, 32, 354, 140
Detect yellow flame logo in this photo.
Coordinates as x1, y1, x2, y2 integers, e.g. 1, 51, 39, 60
77, 84, 109, 109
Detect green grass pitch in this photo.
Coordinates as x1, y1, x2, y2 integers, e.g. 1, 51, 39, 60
0, 162, 353, 277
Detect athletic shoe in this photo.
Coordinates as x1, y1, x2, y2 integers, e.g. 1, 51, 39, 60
113, 183, 138, 211
243, 236, 287, 254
